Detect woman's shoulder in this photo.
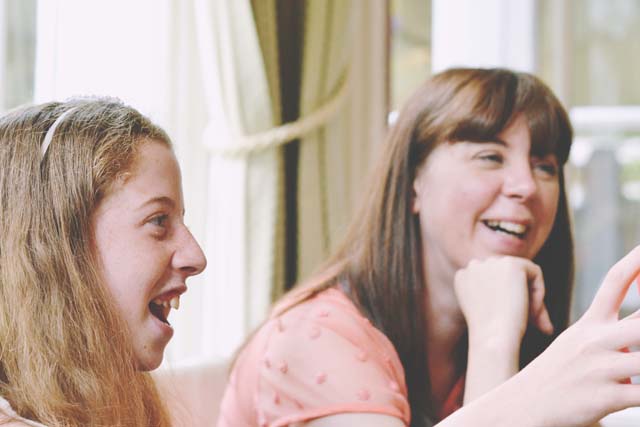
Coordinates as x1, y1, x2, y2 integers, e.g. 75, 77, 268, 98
272, 286, 361, 322
269, 286, 392, 350
271, 285, 355, 315
219, 286, 410, 427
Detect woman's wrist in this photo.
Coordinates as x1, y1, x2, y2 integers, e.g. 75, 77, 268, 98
464, 330, 521, 403
468, 376, 541, 427
438, 380, 540, 427
468, 327, 522, 355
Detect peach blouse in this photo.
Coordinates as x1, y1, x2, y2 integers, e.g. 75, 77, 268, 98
217, 287, 463, 427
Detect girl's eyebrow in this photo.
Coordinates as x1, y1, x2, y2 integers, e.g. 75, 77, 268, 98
138, 196, 186, 216
137, 196, 176, 211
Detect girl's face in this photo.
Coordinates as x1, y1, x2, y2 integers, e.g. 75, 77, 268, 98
92, 141, 206, 370
412, 115, 560, 276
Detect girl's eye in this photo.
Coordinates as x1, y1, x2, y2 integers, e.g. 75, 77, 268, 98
149, 214, 169, 228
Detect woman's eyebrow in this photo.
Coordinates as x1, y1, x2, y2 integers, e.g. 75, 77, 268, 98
468, 138, 507, 146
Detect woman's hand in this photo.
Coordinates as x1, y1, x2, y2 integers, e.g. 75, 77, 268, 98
454, 256, 554, 403
454, 256, 554, 346
436, 245, 640, 427
497, 244, 640, 427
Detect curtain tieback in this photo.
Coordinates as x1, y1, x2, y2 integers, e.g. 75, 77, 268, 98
205, 70, 350, 156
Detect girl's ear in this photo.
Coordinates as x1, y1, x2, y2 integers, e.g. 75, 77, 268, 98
411, 176, 421, 214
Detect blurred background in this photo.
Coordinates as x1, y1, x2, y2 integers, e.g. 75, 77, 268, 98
2, 0, 640, 367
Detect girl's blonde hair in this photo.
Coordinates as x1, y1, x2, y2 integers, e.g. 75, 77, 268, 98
0, 98, 172, 426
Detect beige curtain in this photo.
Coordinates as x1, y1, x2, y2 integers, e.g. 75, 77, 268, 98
296, 0, 389, 280
160, 1, 212, 363
195, 0, 282, 357
197, 0, 388, 357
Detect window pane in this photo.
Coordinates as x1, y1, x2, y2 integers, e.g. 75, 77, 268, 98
538, 0, 640, 107
2, 0, 36, 110
390, 0, 431, 111
538, 0, 640, 318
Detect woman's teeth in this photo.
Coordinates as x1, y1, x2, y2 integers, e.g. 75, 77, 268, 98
485, 220, 527, 237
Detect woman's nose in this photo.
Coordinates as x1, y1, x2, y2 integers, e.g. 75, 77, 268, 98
503, 162, 537, 201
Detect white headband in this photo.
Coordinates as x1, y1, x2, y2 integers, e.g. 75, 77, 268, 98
40, 107, 78, 159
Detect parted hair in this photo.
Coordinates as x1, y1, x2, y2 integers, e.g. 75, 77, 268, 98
0, 98, 172, 426
301, 68, 574, 426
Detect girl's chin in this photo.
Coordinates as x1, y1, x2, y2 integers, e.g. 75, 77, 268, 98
133, 319, 173, 371
134, 351, 165, 372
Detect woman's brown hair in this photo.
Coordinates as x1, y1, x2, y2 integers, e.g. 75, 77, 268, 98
0, 98, 172, 426
297, 68, 574, 426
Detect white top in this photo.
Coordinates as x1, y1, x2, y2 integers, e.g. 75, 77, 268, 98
0, 396, 47, 427
600, 407, 640, 426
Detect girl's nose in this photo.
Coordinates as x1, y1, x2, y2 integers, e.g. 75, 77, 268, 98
172, 226, 207, 277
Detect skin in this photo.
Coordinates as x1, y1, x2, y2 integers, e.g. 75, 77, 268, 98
92, 140, 206, 371
413, 115, 560, 278
455, 256, 552, 403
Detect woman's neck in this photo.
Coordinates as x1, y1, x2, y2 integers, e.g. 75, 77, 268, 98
423, 252, 466, 345
423, 253, 468, 406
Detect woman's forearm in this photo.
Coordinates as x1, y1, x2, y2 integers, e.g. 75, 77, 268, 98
463, 333, 520, 404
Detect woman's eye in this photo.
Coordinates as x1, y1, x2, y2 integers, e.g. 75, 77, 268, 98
477, 153, 503, 164
534, 162, 558, 177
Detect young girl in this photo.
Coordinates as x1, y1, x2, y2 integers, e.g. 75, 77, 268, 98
216, 68, 640, 427
0, 99, 206, 426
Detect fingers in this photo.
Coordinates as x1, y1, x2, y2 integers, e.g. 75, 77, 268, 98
586, 245, 640, 321
611, 384, 640, 414
522, 260, 554, 335
533, 306, 554, 335
600, 318, 640, 350
607, 350, 640, 381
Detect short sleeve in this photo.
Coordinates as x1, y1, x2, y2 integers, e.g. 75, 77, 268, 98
254, 289, 410, 427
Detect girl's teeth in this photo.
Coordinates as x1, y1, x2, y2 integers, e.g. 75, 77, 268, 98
152, 296, 180, 310
170, 296, 180, 310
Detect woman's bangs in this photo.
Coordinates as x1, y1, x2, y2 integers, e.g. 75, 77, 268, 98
524, 98, 572, 165
447, 109, 512, 143
446, 74, 517, 143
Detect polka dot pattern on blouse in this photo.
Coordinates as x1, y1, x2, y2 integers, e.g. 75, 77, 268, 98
217, 287, 411, 427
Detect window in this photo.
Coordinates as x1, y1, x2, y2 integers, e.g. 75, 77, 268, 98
0, 0, 36, 111
390, 0, 431, 112
538, 0, 640, 317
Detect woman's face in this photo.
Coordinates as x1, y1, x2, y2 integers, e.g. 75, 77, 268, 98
412, 115, 560, 275
92, 140, 206, 370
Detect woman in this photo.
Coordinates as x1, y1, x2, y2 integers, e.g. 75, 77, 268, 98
0, 99, 206, 426
216, 68, 640, 427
